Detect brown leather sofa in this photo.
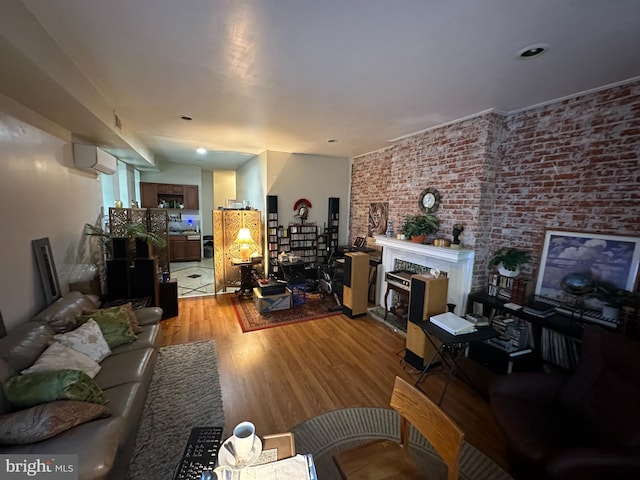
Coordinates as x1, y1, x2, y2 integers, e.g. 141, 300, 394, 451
490, 327, 640, 480
0, 292, 163, 480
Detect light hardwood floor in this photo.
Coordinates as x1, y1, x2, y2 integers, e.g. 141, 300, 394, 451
160, 294, 513, 475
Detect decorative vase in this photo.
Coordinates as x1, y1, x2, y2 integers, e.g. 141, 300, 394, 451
410, 234, 426, 244
497, 263, 520, 277
385, 221, 394, 238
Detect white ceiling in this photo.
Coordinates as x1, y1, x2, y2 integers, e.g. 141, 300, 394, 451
2, 0, 640, 171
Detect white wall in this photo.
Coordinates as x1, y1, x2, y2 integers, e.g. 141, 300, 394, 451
266, 151, 350, 245
140, 158, 202, 185
213, 171, 236, 210
0, 103, 103, 331
201, 169, 213, 236
236, 155, 265, 213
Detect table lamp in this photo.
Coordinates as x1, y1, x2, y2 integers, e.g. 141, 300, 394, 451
236, 228, 254, 261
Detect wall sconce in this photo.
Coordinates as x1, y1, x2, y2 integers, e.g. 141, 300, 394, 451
236, 228, 255, 261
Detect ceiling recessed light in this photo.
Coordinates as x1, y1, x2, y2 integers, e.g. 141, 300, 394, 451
196, 147, 207, 155
180, 115, 193, 121
516, 43, 549, 59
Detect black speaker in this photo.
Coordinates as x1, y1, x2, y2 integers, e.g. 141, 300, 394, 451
408, 275, 448, 324
135, 238, 152, 258
267, 195, 278, 213
112, 237, 128, 259
133, 258, 158, 305
405, 275, 449, 369
106, 259, 130, 300
342, 252, 369, 318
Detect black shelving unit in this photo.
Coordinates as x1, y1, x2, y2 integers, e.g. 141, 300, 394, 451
289, 224, 318, 275
266, 195, 279, 276
328, 197, 339, 257
466, 291, 587, 373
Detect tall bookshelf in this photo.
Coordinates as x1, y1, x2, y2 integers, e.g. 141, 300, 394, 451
328, 197, 340, 257
266, 195, 279, 276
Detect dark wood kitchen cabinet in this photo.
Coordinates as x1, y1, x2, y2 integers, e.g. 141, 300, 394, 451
140, 182, 158, 208
169, 236, 187, 261
183, 185, 199, 209
169, 235, 201, 262
187, 238, 201, 259
140, 182, 199, 210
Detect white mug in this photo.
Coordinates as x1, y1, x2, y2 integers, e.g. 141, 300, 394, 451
232, 421, 256, 463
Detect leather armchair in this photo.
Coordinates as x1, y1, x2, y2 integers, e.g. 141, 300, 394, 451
489, 327, 640, 480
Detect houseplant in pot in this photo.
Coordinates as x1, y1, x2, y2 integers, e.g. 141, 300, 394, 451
589, 281, 632, 321
489, 247, 530, 277
401, 214, 440, 243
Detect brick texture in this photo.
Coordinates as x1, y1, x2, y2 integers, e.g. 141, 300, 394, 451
350, 80, 640, 292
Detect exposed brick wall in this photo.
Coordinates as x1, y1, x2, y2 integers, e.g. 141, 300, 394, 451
350, 80, 640, 293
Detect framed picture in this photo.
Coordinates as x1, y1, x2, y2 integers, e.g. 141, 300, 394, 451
32, 237, 61, 306
535, 230, 640, 305
353, 236, 366, 248
368, 202, 388, 237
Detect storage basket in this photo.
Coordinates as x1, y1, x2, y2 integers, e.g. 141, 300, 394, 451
290, 284, 307, 306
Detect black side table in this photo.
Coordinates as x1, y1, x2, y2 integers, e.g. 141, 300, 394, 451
232, 259, 256, 299
159, 279, 178, 319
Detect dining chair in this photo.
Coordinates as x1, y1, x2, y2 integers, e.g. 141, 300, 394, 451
333, 376, 465, 480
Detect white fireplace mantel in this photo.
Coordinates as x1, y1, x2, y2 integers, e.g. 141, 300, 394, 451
374, 235, 475, 315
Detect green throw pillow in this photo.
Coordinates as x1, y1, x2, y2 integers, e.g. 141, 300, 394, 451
76, 306, 137, 349
2, 369, 107, 410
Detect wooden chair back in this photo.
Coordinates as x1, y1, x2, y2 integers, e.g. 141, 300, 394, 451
390, 376, 464, 480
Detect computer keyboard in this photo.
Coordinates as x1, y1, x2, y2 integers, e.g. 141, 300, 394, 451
173, 426, 224, 480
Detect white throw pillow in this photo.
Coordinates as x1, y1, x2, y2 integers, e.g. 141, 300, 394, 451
53, 318, 111, 362
21, 342, 101, 378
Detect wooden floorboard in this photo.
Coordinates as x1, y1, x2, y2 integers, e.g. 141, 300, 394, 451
160, 294, 513, 475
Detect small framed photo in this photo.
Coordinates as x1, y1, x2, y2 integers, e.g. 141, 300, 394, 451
353, 236, 366, 248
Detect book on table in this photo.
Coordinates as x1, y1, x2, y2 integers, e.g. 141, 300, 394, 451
231, 454, 316, 480
523, 300, 556, 317
430, 312, 477, 335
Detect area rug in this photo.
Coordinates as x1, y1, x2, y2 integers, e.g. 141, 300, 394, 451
233, 291, 342, 332
291, 407, 513, 480
127, 341, 225, 479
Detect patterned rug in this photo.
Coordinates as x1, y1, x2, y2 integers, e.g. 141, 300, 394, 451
127, 341, 225, 479
232, 291, 342, 332
292, 407, 513, 480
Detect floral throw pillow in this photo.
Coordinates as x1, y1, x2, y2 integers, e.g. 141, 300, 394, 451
20, 342, 101, 378
76, 308, 137, 349
82, 303, 143, 334
0, 400, 111, 444
53, 319, 111, 362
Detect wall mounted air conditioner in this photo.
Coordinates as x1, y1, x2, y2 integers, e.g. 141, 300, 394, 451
73, 144, 117, 175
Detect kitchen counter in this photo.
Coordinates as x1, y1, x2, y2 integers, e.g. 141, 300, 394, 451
169, 231, 200, 236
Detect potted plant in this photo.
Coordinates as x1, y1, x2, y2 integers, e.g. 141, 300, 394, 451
589, 281, 632, 320
401, 214, 440, 243
489, 247, 530, 277
84, 222, 166, 259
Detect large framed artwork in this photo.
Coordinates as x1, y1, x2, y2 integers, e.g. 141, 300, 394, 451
32, 237, 62, 306
535, 230, 640, 306
368, 202, 388, 237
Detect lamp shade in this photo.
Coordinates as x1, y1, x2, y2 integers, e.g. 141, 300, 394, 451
236, 228, 254, 261
236, 228, 254, 243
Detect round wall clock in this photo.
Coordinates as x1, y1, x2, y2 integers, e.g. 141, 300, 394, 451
419, 187, 441, 213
